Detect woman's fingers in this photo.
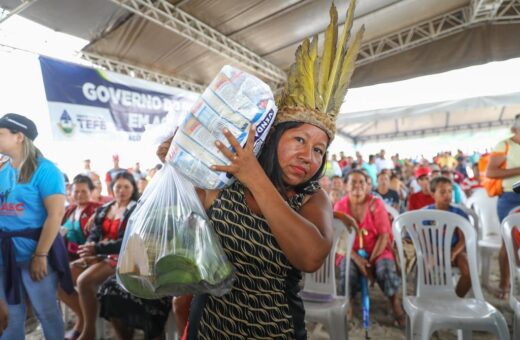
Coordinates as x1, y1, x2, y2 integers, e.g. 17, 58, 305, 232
215, 140, 236, 161
222, 129, 242, 156
245, 125, 256, 152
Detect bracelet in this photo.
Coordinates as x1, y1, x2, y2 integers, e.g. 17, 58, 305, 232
32, 253, 48, 258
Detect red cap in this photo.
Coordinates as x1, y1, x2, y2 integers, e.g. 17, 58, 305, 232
415, 167, 431, 179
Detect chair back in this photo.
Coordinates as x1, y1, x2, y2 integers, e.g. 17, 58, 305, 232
384, 204, 399, 221
500, 213, 520, 310
467, 188, 499, 240
302, 218, 356, 297
393, 210, 483, 299
453, 204, 480, 234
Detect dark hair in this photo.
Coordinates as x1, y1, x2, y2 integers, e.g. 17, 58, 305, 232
345, 169, 368, 183
257, 121, 327, 197
429, 176, 452, 193
110, 171, 139, 201
73, 174, 95, 191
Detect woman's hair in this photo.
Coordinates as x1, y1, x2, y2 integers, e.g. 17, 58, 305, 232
345, 169, 368, 183
15, 130, 43, 184
73, 174, 95, 191
258, 121, 327, 197
110, 171, 139, 201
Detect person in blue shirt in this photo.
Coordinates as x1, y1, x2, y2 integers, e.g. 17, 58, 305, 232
0, 113, 73, 339
426, 176, 471, 297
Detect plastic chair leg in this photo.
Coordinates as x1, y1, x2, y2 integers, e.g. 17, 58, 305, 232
514, 313, 520, 340
457, 329, 472, 340
480, 248, 491, 288
165, 311, 178, 340
326, 315, 348, 340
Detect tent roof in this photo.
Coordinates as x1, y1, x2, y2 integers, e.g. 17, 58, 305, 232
4, 0, 520, 88
337, 91, 520, 143
2, 0, 520, 141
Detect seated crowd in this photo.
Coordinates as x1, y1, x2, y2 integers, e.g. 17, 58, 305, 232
17, 147, 504, 339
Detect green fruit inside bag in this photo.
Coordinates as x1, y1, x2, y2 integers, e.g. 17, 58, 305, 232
116, 163, 235, 298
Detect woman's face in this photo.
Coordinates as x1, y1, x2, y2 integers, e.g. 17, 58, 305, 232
346, 173, 368, 199
113, 178, 134, 202
0, 128, 21, 156
72, 182, 92, 206
276, 124, 328, 187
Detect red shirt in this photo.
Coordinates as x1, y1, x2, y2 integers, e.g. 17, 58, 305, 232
334, 194, 394, 262
408, 191, 435, 211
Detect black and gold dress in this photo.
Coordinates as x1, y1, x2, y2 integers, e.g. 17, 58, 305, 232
186, 180, 320, 339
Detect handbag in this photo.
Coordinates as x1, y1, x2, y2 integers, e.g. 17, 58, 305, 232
482, 141, 509, 197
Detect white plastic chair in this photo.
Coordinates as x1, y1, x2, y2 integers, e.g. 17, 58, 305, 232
384, 203, 399, 221
393, 210, 510, 340
301, 217, 356, 340
501, 213, 520, 340
466, 188, 501, 287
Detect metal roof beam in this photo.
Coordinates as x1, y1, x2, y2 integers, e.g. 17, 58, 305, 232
357, 0, 520, 66
81, 51, 204, 93
106, 0, 287, 85
0, 0, 37, 25
355, 119, 514, 143
470, 0, 506, 21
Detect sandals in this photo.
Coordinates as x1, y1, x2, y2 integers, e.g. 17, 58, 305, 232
494, 286, 510, 300
64, 329, 81, 340
393, 313, 406, 328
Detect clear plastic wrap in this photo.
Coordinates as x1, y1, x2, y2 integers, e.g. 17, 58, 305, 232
116, 163, 235, 298
166, 65, 277, 189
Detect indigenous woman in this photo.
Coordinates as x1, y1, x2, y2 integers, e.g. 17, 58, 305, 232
0, 113, 73, 339
158, 2, 365, 338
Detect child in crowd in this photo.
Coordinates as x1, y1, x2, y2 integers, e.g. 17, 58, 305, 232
426, 176, 471, 297
408, 166, 434, 210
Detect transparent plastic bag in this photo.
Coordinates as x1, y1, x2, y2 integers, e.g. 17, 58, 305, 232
166, 65, 277, 189
116, 163, 235, 298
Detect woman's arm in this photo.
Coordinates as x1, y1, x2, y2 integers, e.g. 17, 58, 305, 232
368, 198, 391, 263
486, 154, 520, 179
31, 194, 65, 281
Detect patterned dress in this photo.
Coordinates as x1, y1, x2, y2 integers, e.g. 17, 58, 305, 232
187, 180, 320, 339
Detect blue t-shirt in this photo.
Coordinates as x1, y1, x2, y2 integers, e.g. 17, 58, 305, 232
0, 157, 65, 263
426, 204, 469, 247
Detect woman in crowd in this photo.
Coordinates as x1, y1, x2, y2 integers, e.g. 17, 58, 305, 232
0, 113, 73, 339
486, 114, 520, 299
61, 175, 100, 260
334, 169, 405, 327
60, 172, 138, 340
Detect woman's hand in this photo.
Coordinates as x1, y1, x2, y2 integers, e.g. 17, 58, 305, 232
0, 299, 7, 336
334, 211, 359, 231
30, 256, 48, 281
157, 136, 174, 163
211, 126, 264, 188
78, 242, 96, 258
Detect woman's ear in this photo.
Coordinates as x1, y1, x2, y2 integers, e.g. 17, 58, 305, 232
16, 132, 25, 144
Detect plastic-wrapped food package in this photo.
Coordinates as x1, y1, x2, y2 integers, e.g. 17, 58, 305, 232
166, 65, 277, 189
116, 163, 235, 298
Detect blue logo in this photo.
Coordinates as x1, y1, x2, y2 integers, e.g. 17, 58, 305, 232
57, 110, 75, 135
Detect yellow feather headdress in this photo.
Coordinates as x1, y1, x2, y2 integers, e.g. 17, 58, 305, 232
275, 1, 365, 141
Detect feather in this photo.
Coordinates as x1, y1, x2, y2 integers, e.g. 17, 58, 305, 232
332, 25, 365, 117
318, 4, 338, 112
295, 38, 316, 108
323, 0, 357, 113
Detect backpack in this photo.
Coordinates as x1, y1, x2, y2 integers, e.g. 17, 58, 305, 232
480, 141, 509, 197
